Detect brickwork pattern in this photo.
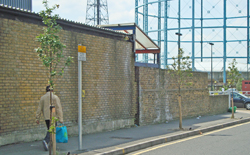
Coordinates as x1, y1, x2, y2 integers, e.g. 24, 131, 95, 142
137, 67, 228, 125
0, 17, 136, 138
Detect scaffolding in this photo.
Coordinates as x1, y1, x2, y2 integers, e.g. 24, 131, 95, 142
135, 0, 250, 84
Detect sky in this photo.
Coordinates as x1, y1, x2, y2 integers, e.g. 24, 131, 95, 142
32, 0, 249, 72
32, 0, 135, 24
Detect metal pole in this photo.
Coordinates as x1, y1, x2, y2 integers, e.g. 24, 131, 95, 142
201, 0, 203, 62
158, 1, 161, 68
178, 0, 181, 70
97, 0, 100, 25
143, 0, 148, 63
211, 45, 213, 91
223, 0, 227, 84
30, 0, 32, 11
154, 54, 156, 64
135, 0, 138, 25
192, 0, 195, 71
144, 0, 148, 34
209, 43, 214, 91
247, 0, 249, 79
164, 0, 168, 68
78, 60, 82, 150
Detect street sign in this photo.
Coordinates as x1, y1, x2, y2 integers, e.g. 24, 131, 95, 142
78, 52, 86, 61
78, 45, 86, 53
78, 45, 86, 61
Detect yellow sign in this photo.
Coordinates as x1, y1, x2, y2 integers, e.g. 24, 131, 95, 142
214, 93, 219, 95
78, 45, 86, 53
82, 90, 85, 97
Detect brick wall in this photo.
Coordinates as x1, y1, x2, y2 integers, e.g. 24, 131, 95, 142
0, 6, 230, 146
0, 7, 136, 145
137, 67, 228, 125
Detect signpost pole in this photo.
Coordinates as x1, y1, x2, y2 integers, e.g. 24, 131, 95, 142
78, 59, 82, 150
78, 44, 86, 150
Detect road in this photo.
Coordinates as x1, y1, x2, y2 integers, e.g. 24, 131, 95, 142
129, 121, 250, 155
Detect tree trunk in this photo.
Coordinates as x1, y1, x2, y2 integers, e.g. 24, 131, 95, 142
178, 84, 182, 129
178, 95, 182, 129
231, 97, 234, 118
49, 85, 52, 153
52, 107, 56, 155
49, 57, 53, 155
231, 88, 234, 119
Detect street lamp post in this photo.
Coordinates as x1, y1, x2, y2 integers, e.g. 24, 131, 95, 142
209, 42, 214, 91
175, 32, 182, 129
175, 32, 182, 70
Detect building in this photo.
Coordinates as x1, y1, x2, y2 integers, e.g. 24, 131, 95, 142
0, 0, 32, 10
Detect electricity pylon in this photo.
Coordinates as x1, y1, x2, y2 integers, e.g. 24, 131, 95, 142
86, 0, 109, 25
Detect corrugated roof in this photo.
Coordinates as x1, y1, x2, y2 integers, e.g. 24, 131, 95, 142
99, 23, 160, 54
0, 4, 130, 37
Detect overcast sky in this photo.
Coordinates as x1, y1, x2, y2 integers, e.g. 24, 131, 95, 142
33, 0, 135, 24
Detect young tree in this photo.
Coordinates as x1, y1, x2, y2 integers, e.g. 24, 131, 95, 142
167, 48, 193, 129
226, 59, 242, 119
227, 59, 242, 89
35, 0, 73, 154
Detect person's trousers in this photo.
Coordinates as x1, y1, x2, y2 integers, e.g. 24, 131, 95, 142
44, 120, 50, 144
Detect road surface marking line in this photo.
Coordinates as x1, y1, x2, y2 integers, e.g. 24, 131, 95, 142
131, 121, 250, 155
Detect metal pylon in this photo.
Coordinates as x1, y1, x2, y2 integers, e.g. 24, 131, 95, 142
86, 0, 109, 25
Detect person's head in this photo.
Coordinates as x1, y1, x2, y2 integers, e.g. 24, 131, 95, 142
46, 86, 51, 92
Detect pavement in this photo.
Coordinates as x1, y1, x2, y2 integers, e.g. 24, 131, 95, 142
1, 109, 250, 155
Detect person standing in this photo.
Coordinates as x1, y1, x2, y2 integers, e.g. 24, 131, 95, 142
36, 86, 63, 151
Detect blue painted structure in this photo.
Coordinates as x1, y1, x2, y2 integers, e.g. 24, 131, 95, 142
135, 0, 250, 84
0, 0, 32, 10
143, 0, 148, 63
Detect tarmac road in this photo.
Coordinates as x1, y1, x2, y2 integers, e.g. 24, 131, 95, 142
129, 121, 250, 155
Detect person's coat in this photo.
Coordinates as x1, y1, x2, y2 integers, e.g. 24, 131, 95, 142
36, 92, 63, 123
